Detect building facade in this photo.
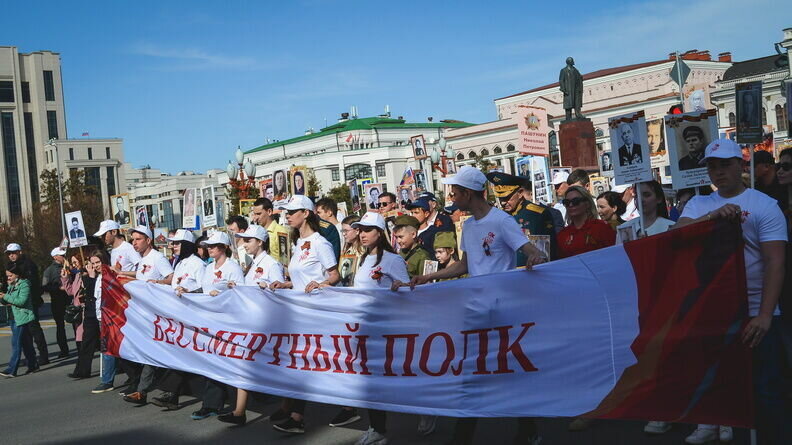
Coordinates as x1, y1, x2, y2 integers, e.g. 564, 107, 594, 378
0, 47, 67, 223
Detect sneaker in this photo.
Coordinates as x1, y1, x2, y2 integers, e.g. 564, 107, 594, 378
568, 417, 593, 431
685, 427, 718, 444
417, 415, 437, 435
151, 393, 179, 410
272, 417, 305, 434
719, 426, 733, 442
356, 427, 388, 445
267, 408, 290, 424
92, 383, 114, 394
329, 408, 361, 427
191, 407, 220, 420
218, 412, 247, 426
0, 371, 14, 378
644, 421, 671, 434
123, 391, 147, 405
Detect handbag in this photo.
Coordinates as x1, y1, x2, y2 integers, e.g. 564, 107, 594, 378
64, 304, 83, 325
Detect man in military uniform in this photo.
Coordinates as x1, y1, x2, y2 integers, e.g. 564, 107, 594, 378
392, 214, 432, 278
487, 172, 557, 262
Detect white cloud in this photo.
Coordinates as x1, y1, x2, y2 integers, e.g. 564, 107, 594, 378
129, 42, 268, 71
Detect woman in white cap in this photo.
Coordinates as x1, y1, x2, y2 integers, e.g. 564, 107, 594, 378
351, 212, 409, 445
270, 195, 340, 434
217, 225, 285, 426
168, 230, 206, 296
198, 231, 244, 297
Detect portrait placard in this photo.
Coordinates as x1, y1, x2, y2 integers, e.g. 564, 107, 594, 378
398, 185, 415, 208
290, 166, 308, 196
599, 151, 614, 177
363, 183, 383, 211
530, 157, 552, 205
422, 260, 439, 276
259, 179, 274, 202
608, 110, 652, 186
135, 206, 149, 228
515, 105, 549, 156
201, 186, 217, 228
339, 255, 358, 287
348, 179, 361, 213
646, 118, 668, 169
735, 81, 763, 143
410, 135, 427, 160
239, 199, 255, 219
272, 169, 289, 201
277, 232, 290, 266
110, 194, 132, 228
182, 188, 198, 229
64, 210, 87, 247
665, 109, 718, 190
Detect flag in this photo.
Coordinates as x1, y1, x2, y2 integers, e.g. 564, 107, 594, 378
345, 133, 354, 143
102, 220, 751, 426
82, 132, 89, 137
400, 166, 415, 185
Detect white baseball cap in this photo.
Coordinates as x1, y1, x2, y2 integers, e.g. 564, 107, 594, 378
167, 229, 195, 243
128, 225, 153, 239
94, 220, 121, 237
50, 247, 67, 257
700, 138, 743, 165
611, 183, 632, 193
234, 224, 269, 242
5, 243, 21, 253
552, 171, 570, 185
352, 212, 386, 231
200, 231, 232, 246
441, 166, 486, 191
277, 194, 315, 212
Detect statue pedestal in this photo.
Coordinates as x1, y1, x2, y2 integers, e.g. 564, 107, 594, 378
558, 118, 598, 170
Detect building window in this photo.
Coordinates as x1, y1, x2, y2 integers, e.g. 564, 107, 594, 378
87, 147, 93, 160
468, 151, 476, 159
776, 104, 787, 132
762, 107, 767, 126
494, 146, 502, 154
85, 167, 101, 194
330, 167, 339, 181
43, 70, 55, 101
728, 112, 736, 127
506, 144, 516, 152
21, 82, 30, 103
344, 163, 372, 180
106, 166, 116, 196
2, 112, 22, 219
480, 149, 489, 157
47, 111, 58, 139
69, 147, 74, 160
0, 81, 14, 102
376, 164, 386, 177
23, 113, 39, 203
106, 147, 111, 159
456, 153, 464, 161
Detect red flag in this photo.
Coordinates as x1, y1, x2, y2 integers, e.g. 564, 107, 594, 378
81, 132, 89, 137
100, 265, 133, 356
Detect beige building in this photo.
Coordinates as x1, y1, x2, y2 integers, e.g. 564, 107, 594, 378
0, 47, 67, 223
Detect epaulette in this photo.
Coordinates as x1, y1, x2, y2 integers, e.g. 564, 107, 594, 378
526, 203, 545, 214
319, 220, 331, 228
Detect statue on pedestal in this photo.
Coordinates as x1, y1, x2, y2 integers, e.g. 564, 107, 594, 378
559, 57, 584, 121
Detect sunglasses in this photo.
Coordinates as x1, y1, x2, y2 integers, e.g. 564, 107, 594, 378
206, 244, 225, 249
776, 162, 792, 172
286, 209, 302, 216
562, 197, 587, 207
376, 201, 393, 209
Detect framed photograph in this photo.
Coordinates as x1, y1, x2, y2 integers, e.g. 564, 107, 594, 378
337, 201, 348, 220
526, 235, 551, 260
414, 170, 427, 193
182, 188, 198, 229
277, 232, 290, 266
339, 254, 358, 287
201, 186, 217, 228
410, 135, 428, 160
422, 260, 439, 276
135, 205, 149, 228
239, 199, 256, 219
444, 159, 457, 175
363, 183, 383, 210
531, 157, 553, 205
665, 109, 718, 189
599, 151, 614, 177
515, 156, 531, 178
153, 228, 168, 246
290, 166, 307, 196
259, 179, 273, 202
683, 84, 712, 113
646, 118, 669, 169
348, 179, 361, 213
215, 199, 226, 227
64, 210, 87, 247
589, 176, 609, 196
735, 81, 763, 143
608, 110, 653, 186
110, 194, 132, 228
617, 225, 636, 243
398, 185, 415, 208
272, 169, 289, 201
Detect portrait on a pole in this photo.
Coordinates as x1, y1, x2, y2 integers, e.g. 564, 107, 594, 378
364, 183, 382, 210
110, 193, 131, 228
665, 109, 718, 189
64, 210, 88, 247
135, 205, 149, 228
272, 169, 289, 202
599, 151, 614, 177
182, 188, 198, 229
608, 111, 652, 185
201, 186, 217, 228
735, 81, 763, 143
410, 135, 427, 160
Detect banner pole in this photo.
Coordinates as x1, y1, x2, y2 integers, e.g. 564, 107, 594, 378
635, 182, 646, 237
750, 144, 755, 189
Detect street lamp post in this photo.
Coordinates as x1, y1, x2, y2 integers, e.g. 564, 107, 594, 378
47, 138, 67, 240
226, 146, 257, 200
429, 136, 456, 177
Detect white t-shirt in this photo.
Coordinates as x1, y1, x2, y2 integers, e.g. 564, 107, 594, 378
353, 251, 410, 289
681, 188, 788, 316
288, 232, 337, 292
245, 251, 285, 287
136, 249, 174, 281
461, 207, 528, 277
200, 258, 245, 294
234, 244, 252, 271
111, 241, 141, 272
553, 202, 567, 225
623, 198, 640, 221
615, 217, 675, 244
171, 255, 206, 292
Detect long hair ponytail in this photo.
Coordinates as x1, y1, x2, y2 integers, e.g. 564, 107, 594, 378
359, 228, 394, 268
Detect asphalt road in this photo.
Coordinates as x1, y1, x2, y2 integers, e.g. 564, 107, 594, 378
0, 317, 752, 445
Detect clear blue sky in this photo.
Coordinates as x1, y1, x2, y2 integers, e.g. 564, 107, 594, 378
3, 1, 790, 173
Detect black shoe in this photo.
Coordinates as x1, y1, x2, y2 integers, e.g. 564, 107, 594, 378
67, 372, 88, 379
123, 391, 147, 405
218, 412, 247, 426
191, 408, 220, 420
272, 417, 305, 434
151, 393, 179, 410
267, 408, 290, 424
38, 359, 50, 366
25, 367, 40, 375
329, 408, 361, 427
58, 351, 70, 359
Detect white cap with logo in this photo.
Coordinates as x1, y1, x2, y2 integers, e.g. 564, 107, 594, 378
699, 138, 743, 165
128, 225, 153, 239
200, 231, 232, 246
50, 247, 67, 257
234, 225, 269, 242
441, 166, 486, 191
94, 220, 121, 237
352, 212, 386, 231
5, 243, 21, 253
277, 194, 315, 212
552, 171, 570, 185
167, 229, 195, 243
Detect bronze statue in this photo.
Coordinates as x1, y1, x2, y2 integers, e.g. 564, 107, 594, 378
559, 57, 584, 121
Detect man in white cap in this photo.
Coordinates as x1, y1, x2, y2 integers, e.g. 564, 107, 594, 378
41, 247, 71, 358
119, 226, 173, 284
95, 220, 141, 275
5, 243, 49, 364
552, 170, 570, 223
676, 139, 789, 444
404, 165, 546, 445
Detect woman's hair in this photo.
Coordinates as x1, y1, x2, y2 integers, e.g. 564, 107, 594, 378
175, 241, 197, 266
642, 180, 669, 219
780, 147, 792, 160
358, 228, 395, 268
6, 262, 26, 279
564, 185, 598, 223
291, 210, 322, 245
194, 236, 209, 260
596, 191, 626, 217
89, 250, 110, 265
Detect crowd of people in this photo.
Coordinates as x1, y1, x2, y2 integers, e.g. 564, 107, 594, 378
1, 139, 790, 445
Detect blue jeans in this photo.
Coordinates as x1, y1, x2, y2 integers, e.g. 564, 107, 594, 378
101, 353, 117, 385
3, 319, 37, 375
753, 316, 792, 445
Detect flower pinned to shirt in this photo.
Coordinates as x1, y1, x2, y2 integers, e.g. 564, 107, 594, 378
370, 266, 384, 283
254, 267, 264, 279
212, 270, 223, 284
301, 241, 311, 251
141, 264, 152, 274
434, 218, 443, 228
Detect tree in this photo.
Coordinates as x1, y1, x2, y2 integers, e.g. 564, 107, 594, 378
325, 184, 352, 216
306, 169, 321, 197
